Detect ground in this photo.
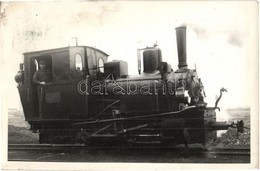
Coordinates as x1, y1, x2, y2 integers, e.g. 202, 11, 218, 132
8, 109, 39, 144
216, 108, 250, 146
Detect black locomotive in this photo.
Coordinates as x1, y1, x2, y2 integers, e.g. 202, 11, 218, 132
15, 27, 244, 147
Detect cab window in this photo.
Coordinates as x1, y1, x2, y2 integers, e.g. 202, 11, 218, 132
98, 58, 104, 73
75, 53, 83, 72
30, 56, 52, 84
34, 59, 39, 71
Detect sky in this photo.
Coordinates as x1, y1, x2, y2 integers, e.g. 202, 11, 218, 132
0, 1, 258, 111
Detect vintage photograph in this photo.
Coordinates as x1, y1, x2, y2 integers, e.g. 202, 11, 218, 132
1, 1, 258, 170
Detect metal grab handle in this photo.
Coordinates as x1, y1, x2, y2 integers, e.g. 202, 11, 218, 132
40, 86, 43, 102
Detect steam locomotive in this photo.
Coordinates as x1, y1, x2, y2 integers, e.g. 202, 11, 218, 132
15, 27, 244, 147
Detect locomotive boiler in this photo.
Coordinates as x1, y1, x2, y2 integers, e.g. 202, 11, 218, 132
15, 27, 244, 147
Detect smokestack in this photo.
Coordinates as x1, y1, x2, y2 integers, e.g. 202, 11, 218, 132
175, 26, 188, 69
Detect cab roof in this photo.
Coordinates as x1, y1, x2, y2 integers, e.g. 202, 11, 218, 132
23, 46, 109, 57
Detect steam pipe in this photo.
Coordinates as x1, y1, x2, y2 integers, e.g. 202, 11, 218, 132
209, 122, 230, 130
175, 27, 188, 69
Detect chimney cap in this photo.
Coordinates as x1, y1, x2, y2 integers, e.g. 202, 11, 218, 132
175, 26, 187, 30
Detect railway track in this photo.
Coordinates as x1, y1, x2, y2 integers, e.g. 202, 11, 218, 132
8, 144, 250, 162
8, 143, 86, 151
208, 147, 250, 155
8, 143, 250, 155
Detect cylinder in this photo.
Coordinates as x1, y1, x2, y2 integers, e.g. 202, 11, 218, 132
175, 27, 188, 69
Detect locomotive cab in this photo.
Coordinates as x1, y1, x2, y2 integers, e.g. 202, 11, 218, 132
16, 46, 108, 124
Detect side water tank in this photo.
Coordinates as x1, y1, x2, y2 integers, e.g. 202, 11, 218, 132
104, 60, 128, 79
143, 49, 162, 72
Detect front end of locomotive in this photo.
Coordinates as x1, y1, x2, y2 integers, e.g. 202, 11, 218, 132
154, 26, 244, 147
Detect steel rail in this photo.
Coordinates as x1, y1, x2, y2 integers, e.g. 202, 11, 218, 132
208, 147, 250, 155
8, 144, 86, 151
8, 144, 250, 156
